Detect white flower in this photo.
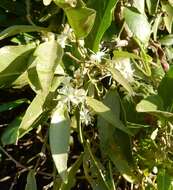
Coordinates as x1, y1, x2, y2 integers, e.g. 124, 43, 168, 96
80, 107, 91, 125
150, 128, 158, 140
78, 39, 85, 47
59, 86, 86, 106
57, 24, 73, 48
114, 58, 134, 82
152, 166, 158, 174
90, 51, 105, 63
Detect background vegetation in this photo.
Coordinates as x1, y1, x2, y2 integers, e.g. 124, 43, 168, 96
0, 0, 173, 189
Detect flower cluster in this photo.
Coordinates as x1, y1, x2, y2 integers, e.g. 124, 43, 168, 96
114, 58, 134, 82
58, 77, 91, 125
57, 24, 73, 48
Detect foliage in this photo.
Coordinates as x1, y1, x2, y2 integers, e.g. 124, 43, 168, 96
0, 0, 173, 189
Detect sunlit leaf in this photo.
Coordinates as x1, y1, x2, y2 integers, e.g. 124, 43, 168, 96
25, 170, 37, 190
0, 25, 48, 40
133, 0, 145, 14
161, 1, 173, 33
146, 0, 159, 15
136, 95, 173, 120
160, 34, 173, 46
18, 92, 48, 138
124, 7, 151, 43
86, 0, 119, 52
0, 44, 35, 87
54, 0, 96, 38
65, 7, 96, 38
34, 39, 63, 92
49, 105, 70, 182
86, 97, 132, 135
108, 66, 134, 95
60, 153, 83, 190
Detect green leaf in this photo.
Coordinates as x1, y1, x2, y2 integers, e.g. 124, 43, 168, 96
133, 0, 145, 14
108, 66, 134, 95
54, 0, 96, 38
161, 1, 173, 33
0, 25, 48, 41
113, 50, 141, 60
157, 169, 173, 190
34, 39, 63, 92
97, 90, 136, 183
49, 105, 70, 183
18, 92, 48, 138
152, 13, 162, 41
64, 6, 96, 38
25, 170, 37, 190
60, 153, 83, 190
124, 7, 151, 43
1, 115, 23, 146
0, 44, 35, 87
0, 99, 27, 112
136, 95, 173, 120
86, 0, 119, 52
83, 142, 110, 190
160, 34, 173, 46
158, 67, 173, 109
146, 0, 159, 15
86, 97, 132, 135
136, 95, 164, 112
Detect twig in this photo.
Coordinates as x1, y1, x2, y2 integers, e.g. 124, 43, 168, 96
65, 52, 81, 63
25, 0, 36, 26
0, 145, 53, 178
0, 145, 28, 170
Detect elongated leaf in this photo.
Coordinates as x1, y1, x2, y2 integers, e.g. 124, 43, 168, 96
133, 0, 145, 14
86, 0, 119, 52
86, 97, 132, 135
160, 35, 173, 46
18, 92, 48, 138
60, 153, 83, 190
108, 66, 134, 95
97, 90, 136, 183
124, 7, 151, 43
0, 44, 35, 87
158, 67, 173, 109
146, 0, 159, 15
152, 13, 162, 41
157, 169, 173, 190
64, 7, 96, 38
34, 39, 63, 91
161, 1, 173, 33
1, 115, 23, 146
113, 50, 141, 60
136, 95, 164, 112
49, 105, 70, 182
83, 142, 110, 190
25, 170, 37, 190
136, 95, 173, 120
0, 99, 27, 112
0, 25, 48, 40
